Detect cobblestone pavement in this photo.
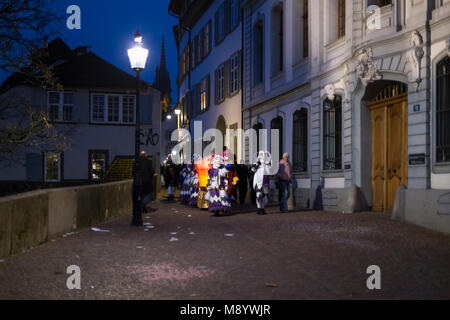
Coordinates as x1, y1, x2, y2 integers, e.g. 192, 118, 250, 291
1, 195, 450, 300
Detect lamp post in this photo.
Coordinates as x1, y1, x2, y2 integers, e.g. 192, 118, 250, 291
128, 31, 149, 227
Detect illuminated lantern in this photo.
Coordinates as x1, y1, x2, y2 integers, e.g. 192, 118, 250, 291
195, 157, 212, 209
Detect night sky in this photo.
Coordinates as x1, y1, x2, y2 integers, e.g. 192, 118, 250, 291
1, 0, 179, 103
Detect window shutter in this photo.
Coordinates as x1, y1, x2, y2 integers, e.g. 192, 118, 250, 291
214, 68, 218, 105
26, 153, 43, 182
225, 60, 230, 98
208, 20, 212, 54
238, 50, 242, 91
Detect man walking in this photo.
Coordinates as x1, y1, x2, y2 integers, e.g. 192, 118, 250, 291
276, 153, 293, 213
139, 150, 154, 213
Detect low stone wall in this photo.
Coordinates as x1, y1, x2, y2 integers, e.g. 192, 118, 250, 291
0, 180, 133, 259
393, 186, 450, 235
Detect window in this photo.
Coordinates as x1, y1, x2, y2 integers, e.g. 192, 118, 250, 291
230, 0, 241, 30
323, 96, 342, 171
293, 0, 309, 64
293, 109, 308, 172
271, 4, 284, 75
92, 95, 105, 122
200, 76, 210, 111
338, 0, 346, 38
91, 94, 136, 124
108, 95, 120, 122
89, 150, 108, 181
253, 22, 264, 85
229, 52, 240, 95
122, 96, 135, 123
367, 0, 392, 7
436, 56, 450, 163
47, 92, 74, 122
303, 0, 309, 58
45, 152, 61, 182
271, 116, 284, 161
215, 64, 226, 104
215, 2, 226, 44
202, 21, 212, 58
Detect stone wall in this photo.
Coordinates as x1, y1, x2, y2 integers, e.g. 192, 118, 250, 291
0, 180, 133, 259
393, 187, 450, 235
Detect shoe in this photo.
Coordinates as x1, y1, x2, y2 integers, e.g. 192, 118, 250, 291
262, 209, 267, 215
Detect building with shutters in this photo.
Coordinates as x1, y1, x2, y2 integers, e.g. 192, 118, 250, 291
169, 0, 243, 161
0, 38, 161, 188
240, 0, 450, 233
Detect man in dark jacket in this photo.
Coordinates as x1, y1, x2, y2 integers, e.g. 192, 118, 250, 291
139, 150, 154, 213
163, 155, 177, 201
237, 163, 248, 205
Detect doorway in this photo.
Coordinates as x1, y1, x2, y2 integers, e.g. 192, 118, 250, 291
368, 82, 408, 212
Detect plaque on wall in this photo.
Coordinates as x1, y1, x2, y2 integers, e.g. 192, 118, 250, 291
409, 153, 426, 165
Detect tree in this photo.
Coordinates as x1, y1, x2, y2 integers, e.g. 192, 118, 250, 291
0, 0, 70, 163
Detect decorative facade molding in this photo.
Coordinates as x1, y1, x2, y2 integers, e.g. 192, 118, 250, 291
324, 84, 335, 101
407, 30, 424, 92
356, 48, 382, 86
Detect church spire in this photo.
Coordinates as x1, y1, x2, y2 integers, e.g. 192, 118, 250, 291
159, 35, 168, 74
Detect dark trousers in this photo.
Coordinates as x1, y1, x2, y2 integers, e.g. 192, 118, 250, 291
238, 185, 247, 204
279, 180, 290, 212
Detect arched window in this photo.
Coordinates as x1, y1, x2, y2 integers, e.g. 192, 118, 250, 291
271, 116, 284, 161
293, 109, 308, 172
323, 96, 342, 171
253, 122, 263, 152
437, 56, 450, 163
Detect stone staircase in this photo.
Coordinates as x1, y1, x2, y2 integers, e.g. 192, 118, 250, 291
103, 156, 134, 183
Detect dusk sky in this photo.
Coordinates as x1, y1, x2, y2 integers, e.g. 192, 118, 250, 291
1, 0, 179, 104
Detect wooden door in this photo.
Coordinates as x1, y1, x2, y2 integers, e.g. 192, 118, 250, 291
370, 95, 408, 212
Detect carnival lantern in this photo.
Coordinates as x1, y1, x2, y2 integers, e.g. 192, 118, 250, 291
195, 155, 212, 209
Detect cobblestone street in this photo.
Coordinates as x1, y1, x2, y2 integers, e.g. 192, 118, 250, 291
1, 197, 450, 300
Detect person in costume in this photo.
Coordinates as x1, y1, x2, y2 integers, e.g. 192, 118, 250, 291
207, 154, 230, 216
179, 164, 192, 204
252, 151, 272, 215
189, 154, 201, 207
163, 155, 178, 201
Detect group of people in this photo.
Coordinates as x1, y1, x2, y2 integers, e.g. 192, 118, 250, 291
161, 150, 295, 216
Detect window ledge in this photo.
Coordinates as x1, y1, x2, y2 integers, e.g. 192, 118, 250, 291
433, 163, 450, 174
271, 71, 284, 82
321, 170, 344, 178
292, 58, 309, 69
253, 82, 263, 90
325, 36, 346, 51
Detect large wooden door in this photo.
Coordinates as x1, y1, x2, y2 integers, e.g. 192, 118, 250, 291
370, 95, 408, 212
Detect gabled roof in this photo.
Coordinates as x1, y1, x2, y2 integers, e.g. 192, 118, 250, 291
1, 38, 152, 92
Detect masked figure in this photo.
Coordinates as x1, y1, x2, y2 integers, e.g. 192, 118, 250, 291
207, 155, 230, 216
252, 151, 272, 215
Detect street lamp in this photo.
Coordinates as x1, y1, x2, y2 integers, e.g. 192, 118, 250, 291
128, 31, 149, 227
174, 109, 181, 115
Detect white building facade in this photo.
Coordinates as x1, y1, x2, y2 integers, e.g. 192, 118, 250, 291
170, 0, 244, 160
242, 0, 450, 233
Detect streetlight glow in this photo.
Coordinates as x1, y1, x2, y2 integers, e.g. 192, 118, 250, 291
128, 31, 149, 71
167, 114, 172, 120
175, 109, 181, 115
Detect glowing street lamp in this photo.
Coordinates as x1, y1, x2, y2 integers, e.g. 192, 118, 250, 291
128, 31, 149, 227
